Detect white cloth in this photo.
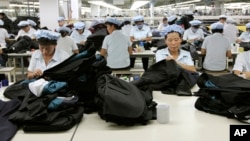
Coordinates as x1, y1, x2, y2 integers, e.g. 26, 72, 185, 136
16, 27, 36, 39
183, 28, 204, 41
102, 30, 131, 69
28, 48, 70, 72
70, 29, 92, 44
28, 78, 49, 97
57, 36, 78, 55
223, 23, 239, 44
233, 51, 250, 72
155, 48, 194, 66
0, 28, 8, 46
201, 33, 231, 71
130, 25, 152, 40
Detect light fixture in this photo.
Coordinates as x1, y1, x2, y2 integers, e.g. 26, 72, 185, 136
178, 0, 201, 5
88, 1, 122, 10
130, 0, 150, 10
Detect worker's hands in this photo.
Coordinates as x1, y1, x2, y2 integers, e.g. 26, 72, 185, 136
32, 69, 43, 78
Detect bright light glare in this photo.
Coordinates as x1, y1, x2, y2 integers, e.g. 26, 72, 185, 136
88, 1, 122, 10
130, 1, 150, 10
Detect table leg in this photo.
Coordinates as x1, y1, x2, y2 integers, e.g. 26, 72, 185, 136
20, 56, 25, 79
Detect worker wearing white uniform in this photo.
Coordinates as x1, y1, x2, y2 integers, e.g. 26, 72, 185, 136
57, 26, 79, 56
157, 17, 168, 31
55, 17, 66, 32
237, 23, 250, 43
183, 20, 204, 45
70, 22, 92, 46
218, 15, 227, 25
233, 50, 250, 79
155, 24, 196, 72
16, 21, 36, 40
100, 18, 132, 69
0, 19, 9, 47
130, 15, 152, 70
201, 22, 232, 71
223, 18, 239, 44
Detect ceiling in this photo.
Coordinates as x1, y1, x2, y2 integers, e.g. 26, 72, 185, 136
3, 0, 250, 10
82, 0, 250, 9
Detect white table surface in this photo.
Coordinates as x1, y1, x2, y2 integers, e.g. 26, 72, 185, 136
72, 91, 246, 141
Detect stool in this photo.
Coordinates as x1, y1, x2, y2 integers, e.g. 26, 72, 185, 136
0, 67, 16, 83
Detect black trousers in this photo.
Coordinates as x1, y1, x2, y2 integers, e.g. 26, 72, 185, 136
130, 57, 149, 71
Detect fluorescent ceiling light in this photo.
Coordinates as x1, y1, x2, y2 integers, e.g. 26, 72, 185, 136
9, 4, 39, 8
88, 1, 122, 10
177, 0, 201, 5
130, 1, 150, 10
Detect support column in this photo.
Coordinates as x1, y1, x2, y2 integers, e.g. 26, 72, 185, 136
90, 4, 100, 17
214, 0, 225, 16
150, 0, 154, 25
39, 0, 60, 30
71, 0, 82, 19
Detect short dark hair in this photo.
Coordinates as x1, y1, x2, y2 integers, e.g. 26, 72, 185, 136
105, 22, 120, 29
211, 29, 223, 33
37, 37, 57, 46
164, 31, 182, 39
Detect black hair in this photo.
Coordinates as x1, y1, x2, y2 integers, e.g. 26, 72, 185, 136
105, 22, 121, 30
37, 37, 57, 46
164, 31, 182, 39
123, 21, 131, 25
134, 20, 144, 24
211, 29, 223, 33
59, 30, 69, 37
163, 18, 168, 21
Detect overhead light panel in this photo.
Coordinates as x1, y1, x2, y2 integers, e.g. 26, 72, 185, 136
130, 0, 150, 10
88, 1, 122, 10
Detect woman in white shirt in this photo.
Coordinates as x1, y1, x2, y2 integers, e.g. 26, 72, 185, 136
156, 24, 196, 72
16, 21, 36, 40
27, 30, 70, 79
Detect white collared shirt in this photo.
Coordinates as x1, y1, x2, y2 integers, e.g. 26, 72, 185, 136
28, 48, 70, 72
238, 31, 250, 42
233, 51, 250, 72
70, 29, 92, 44
155, 48, 194, 66
130, 25, 152, 40
0, 28, 8, 46
16, 27, 36, 39
183, 28, 204, 41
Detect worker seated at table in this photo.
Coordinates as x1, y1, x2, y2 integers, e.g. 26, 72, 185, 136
100, 18, 132, 70
16, 21, 36, 40
27, 30, 70, 79
155, 24, 196, 72
200, 22, 231, 71
130, 15, 152, 70
232, 50, 250, 79
183, 20, 204, 49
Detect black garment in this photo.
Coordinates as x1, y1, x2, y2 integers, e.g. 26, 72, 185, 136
84, 28, 108, 51
0, 15, 13, 33
0, 99, 21, 141
132, 60, 198, 95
